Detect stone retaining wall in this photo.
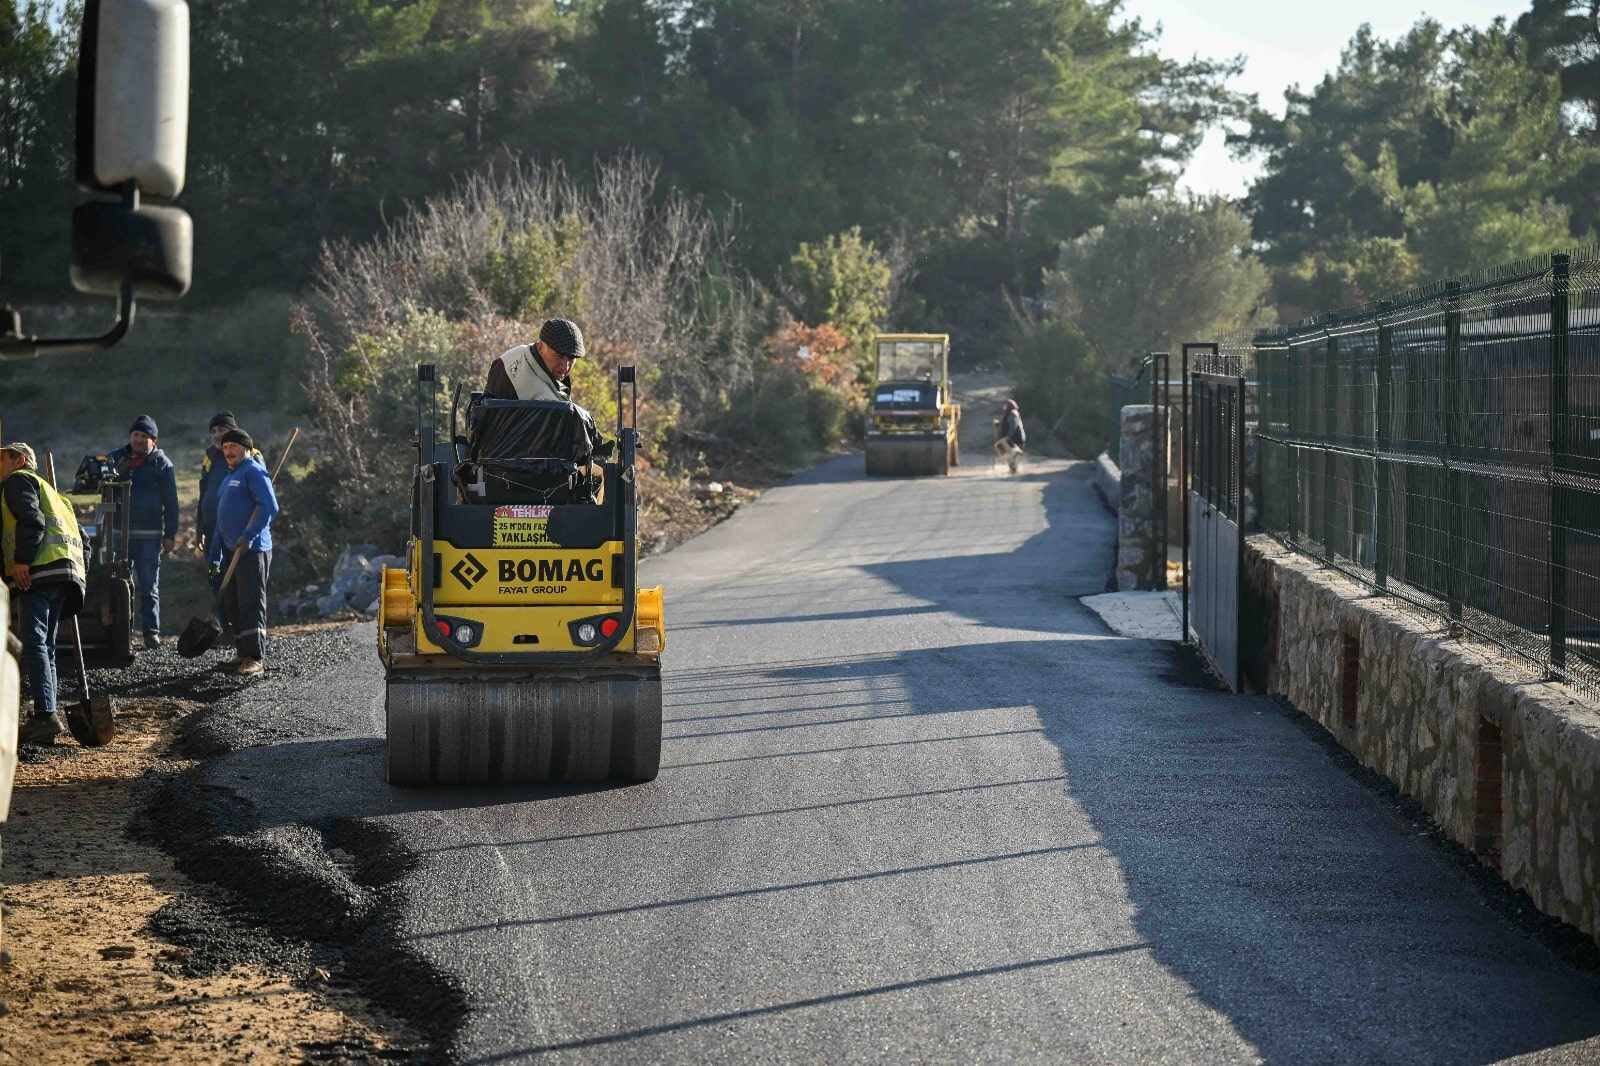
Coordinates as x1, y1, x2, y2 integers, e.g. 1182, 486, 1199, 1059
1093, 452, 1120, 513
1243, 535, 1600, 940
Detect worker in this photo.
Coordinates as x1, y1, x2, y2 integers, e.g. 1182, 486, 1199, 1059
207, 428, 279, 676
109, 415, 179, 648
995, 399, 1026, 474
1, 443, 86, 745
485, 317, 586, 401
196, 411, 239, 561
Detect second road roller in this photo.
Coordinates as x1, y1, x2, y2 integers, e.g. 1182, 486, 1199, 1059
378, 363, 665, 785
864, 333, 960, 477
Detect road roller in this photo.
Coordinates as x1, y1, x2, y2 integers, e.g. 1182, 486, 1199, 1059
864, 332, 960, 476
378, 363, 665, 786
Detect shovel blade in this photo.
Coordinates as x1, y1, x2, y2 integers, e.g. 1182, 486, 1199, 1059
178, 617, 222, 659
65, 695, 115, 747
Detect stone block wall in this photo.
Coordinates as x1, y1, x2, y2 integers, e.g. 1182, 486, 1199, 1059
1243, 535, 1600, 940
1117, 405, 1160, 591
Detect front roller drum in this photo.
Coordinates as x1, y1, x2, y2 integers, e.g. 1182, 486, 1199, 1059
385, 665, 663, 786
865, 437, 949, 477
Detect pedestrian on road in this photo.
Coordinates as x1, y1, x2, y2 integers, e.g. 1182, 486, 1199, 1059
1, 442, 86, 745
208, 428, 279, 676
995, 399, 1026, 474
109, 415, 179, 648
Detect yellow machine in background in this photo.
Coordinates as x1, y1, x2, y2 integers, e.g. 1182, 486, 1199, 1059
378, 363, 665, 785
864, 333, 960, 476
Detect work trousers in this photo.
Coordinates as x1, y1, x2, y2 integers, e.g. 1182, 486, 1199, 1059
130, 536, 163, 634
19, 582, 67, 715
224, 548, 271, 660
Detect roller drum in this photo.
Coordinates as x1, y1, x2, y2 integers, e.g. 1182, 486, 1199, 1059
386, 665, 663, 786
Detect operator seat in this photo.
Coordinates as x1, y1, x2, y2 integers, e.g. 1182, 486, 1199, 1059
457, 394, 606, 505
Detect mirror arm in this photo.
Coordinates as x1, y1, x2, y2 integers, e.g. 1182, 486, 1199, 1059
0, 281, 136, 361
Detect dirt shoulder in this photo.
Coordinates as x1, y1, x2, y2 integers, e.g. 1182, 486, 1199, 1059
0, 676, 417, 1062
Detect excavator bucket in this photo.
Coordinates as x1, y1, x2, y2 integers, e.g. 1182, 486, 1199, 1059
378, 364, 665, 786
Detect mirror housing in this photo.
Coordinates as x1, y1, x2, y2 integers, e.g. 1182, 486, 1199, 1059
76, 0, 190, 199
71, 196, 192, 300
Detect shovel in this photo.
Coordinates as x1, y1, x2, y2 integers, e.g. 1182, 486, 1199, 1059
177, 541, 247, 658
176, 426, 299, 660
64, 615, 116, 746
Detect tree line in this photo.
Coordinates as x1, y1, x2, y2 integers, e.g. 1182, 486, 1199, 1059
6, 2, 1600, 441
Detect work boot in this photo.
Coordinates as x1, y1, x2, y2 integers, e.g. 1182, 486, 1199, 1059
231, 657, 265, 677
143, 630, 163, 650
20, 712, 65, 746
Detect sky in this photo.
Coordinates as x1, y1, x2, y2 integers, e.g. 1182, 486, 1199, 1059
1117, 0, 1537, 198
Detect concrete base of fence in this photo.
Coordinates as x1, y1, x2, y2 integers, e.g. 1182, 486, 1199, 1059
1093, 452, 1120, 513
1242, 534, 1600, 942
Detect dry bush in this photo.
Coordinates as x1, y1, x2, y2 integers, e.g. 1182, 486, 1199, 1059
285, 156, 775, 575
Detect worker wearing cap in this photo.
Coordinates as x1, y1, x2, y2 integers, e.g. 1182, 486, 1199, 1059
196, 412, 259, 624
484, 317, 586, 402
109, 415, 179, 649
207, 429, 279, 676
1, 442, 86, 745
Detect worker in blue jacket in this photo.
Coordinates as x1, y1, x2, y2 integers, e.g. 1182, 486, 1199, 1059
208, 428, 279, 676
109, 415, 179, 649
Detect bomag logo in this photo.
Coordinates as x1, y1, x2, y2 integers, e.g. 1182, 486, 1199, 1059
452, 553, 488, 589
498, 558, 606, 583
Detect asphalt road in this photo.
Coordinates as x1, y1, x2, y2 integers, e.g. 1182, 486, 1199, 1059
194, 454, 1600, 1064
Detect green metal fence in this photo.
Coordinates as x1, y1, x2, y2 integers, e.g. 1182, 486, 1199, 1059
1210, 251, 1600, 698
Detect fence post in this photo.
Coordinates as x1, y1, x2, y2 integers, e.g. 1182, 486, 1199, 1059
1153, 352, 1170, 590
1181, 344, 1189, 643
1323, 329, 1338, 561
1444, 280, 1464, 621
1550, 253, 1570, 673
1375, 305, 1392, 591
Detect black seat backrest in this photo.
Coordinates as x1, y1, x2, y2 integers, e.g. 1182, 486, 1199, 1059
470, 398, 597, 464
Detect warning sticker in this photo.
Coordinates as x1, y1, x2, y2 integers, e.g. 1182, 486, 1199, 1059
493, 504, 558, 548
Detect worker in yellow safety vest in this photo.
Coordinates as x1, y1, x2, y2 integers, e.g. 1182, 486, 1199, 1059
1, 442, 86, 745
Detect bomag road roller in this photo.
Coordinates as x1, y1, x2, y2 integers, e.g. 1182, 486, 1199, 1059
864, 332, 960, 476
377, 363, 665, 786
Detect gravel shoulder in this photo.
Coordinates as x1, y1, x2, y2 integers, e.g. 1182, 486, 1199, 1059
0, 632, 420, 1063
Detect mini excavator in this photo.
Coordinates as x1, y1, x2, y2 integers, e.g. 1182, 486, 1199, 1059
378, 363, 665, 785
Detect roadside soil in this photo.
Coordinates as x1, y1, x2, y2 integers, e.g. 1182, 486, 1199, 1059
0, 645, 417, 1064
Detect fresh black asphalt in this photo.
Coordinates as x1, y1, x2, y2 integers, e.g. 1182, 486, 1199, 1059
169, 455, 1600, 1063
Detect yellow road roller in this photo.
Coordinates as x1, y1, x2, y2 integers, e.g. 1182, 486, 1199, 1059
864, 333, 960, 476
378, 363, 665, 785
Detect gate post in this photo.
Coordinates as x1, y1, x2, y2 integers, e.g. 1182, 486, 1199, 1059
1550, 253, 1570, 672
1376, 305, 1393, 591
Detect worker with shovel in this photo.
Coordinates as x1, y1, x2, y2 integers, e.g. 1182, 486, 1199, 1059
1, 443, 86, 744
207, 429, 279, 676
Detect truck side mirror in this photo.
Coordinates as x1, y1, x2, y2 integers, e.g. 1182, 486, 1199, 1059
76, 0, 189, 199
71, 0, 192, 302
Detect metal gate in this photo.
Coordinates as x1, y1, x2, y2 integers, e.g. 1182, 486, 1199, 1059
1185, 365, 1247, 691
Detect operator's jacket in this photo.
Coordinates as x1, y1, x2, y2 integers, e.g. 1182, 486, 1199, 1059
108, 445, 180, 543
198, 444, 261, 547
2, 467, 86, 614
485, 343, 571, 402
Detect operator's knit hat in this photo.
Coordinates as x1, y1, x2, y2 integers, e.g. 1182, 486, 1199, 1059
219, 429, 254, 451
129, 414, 159, 438
0, 442, 37, 468
209, 411, 239, 431
538, 318, 585, 360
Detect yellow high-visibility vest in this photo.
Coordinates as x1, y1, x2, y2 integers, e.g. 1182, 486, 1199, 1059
1, 467, 85, 583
